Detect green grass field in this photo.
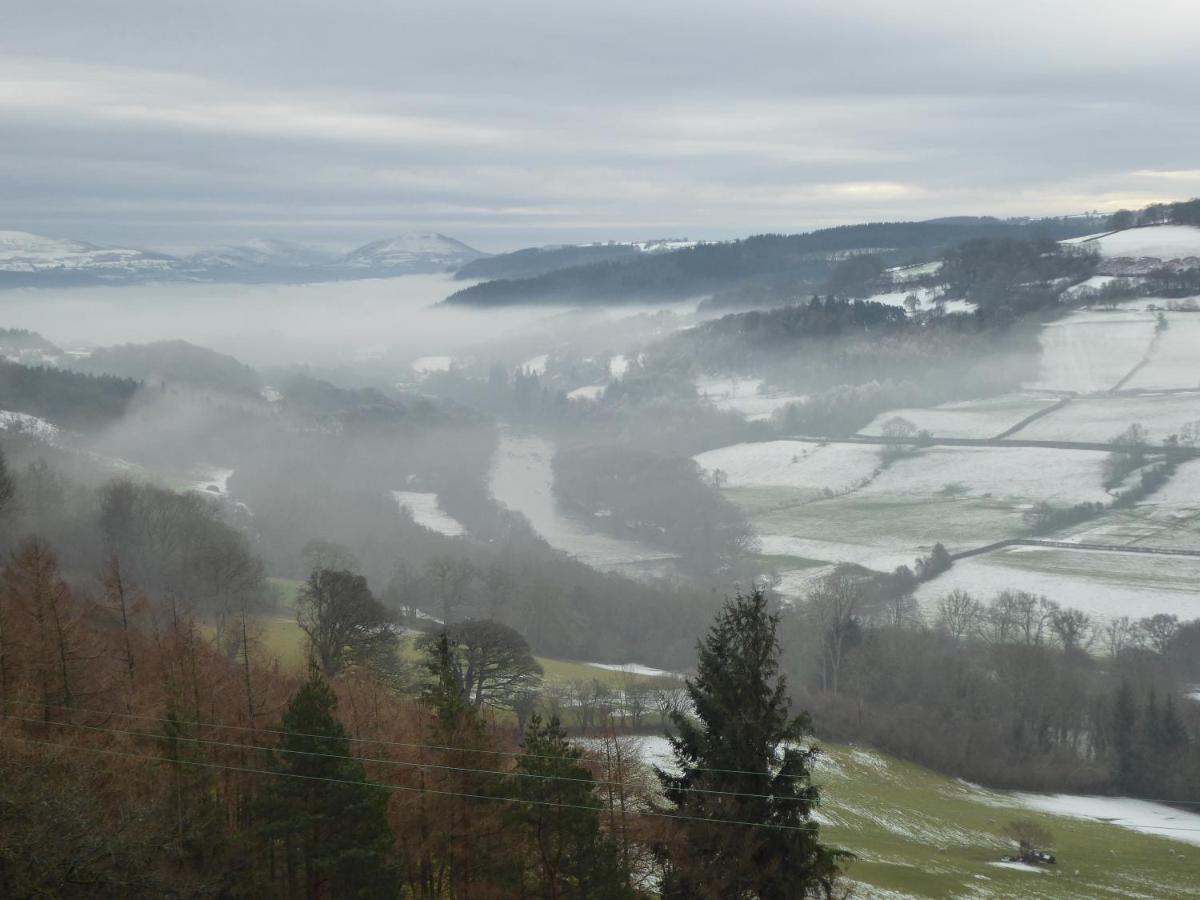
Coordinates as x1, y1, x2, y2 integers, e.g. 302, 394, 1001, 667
813, 744, 1200, 899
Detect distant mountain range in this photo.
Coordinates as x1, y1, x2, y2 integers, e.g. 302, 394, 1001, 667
0, 230, 490, 287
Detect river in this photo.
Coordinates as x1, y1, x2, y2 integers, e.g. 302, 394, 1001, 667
488, 429, 679, 579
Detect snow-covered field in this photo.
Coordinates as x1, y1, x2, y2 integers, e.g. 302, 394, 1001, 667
187, 466, 234, 496
1010, 793, 1200, 848
695, 375, 805, 421
859, 446, 1111, 505
391, 490, 466, 537
410, 355, 453, 375
521, 353, 549, 375
914, 545, 1200, 621
1068, 225, 1200, 260
864, 287, 975, 316
695, 441, 882, 496
1013, 392, 1200, 444
700, 441, 1113, 571
567, 384, 606, 401
1124, 315, 1200, 391
1028, 311, 1157, 393
585, 662, 679, 678
859, 394, 1060, 439
886, 260, 943, 282
699, 441, 1109, 506
0, 409, 59, 440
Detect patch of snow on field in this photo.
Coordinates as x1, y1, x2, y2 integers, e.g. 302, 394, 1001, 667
695, 442, 882, 494
859, 394, 1059, 439
586, 662, 679, 678
567, 384, 606, 401
987, 861, 1048, 874
1010, 792, 1200, 847
521, 353, 549, 375
1125, 315, 1200, 390
862, 446, 1110, 506
188, 466, 234, 496
1075, 225, 1200, 260
609, 354, 630, 377
913, 546, 1200, 621
411, 355, 452, 375
0, 409, 59, 439
1064, 274, 1120, 297
695, 375, 806, 421
391, 490, 466, 536
1028, 310, 1157, 393
758, 534, 921, 572
1015, 392, 1200, 444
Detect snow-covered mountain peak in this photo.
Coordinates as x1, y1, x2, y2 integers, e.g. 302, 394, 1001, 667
337, 232, 488, 272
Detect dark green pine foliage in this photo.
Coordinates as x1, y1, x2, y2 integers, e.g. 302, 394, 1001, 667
658, 587, 847, 899
507, 714, 634, 899
257, 667, 398, 900
1111, 681, 1140, 792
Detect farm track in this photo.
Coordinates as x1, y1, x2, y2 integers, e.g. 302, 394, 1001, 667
992, 396, 1072, 440
950, 538, 1200, 561
780, 433, 1200, 457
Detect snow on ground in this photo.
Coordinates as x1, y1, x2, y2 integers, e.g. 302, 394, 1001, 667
914, 545, 1200, 621
567, 384, 606, 401
886, 260, 943, 282
0, 409, 59, 440
187, 466, 234, 496
609, 354, 631, 377
1070, 225, 1200, 260
859, 394, 1060, 439
1010, 792, 1200, 848
1027, 310, 1157, 393
863, 287, 975, 316
585, 662, 679, 678
410, 355, 453, 375
987, 861, 1047, 874
1064, 274, 1121, 297
695, 441, 882, 495
702, 442, 1109, 571
391, 490, 466, 537
757, 535, 924, 573
1013, 392, 1200, 444
1055, 459, 1200, 552
771, 564, 837, 601
1124, 315, 1200, 390
521, 353, 549, 375
695, 375, 806, 422
861, 446, 1111, 506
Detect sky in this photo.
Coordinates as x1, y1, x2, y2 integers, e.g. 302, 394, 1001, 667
2, 0, 1199, 254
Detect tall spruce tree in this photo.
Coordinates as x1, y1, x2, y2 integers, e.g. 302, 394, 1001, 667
658, 587, 846, 899
507, 714, 633, 898
257, 667, 397, 900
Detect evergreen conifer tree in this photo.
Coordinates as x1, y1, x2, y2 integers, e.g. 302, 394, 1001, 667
508, 714, 633, 898
657, 587, 846, 899
257, 667, 397, 899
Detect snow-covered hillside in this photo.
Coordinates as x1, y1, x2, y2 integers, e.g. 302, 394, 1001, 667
335, 233, 488, 273
0, 230, 176, 277
1066, 224, 1200, 260
184, 239, 333, 270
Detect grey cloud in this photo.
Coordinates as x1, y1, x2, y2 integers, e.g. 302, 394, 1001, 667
1, 1, 1198, 251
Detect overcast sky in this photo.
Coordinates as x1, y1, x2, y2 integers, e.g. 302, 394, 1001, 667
3, 0, 1199, 253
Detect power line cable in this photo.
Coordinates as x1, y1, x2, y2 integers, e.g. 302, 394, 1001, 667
1, 734, 823, 833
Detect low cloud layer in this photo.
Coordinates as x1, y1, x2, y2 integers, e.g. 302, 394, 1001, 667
3, 0, 1199, 252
